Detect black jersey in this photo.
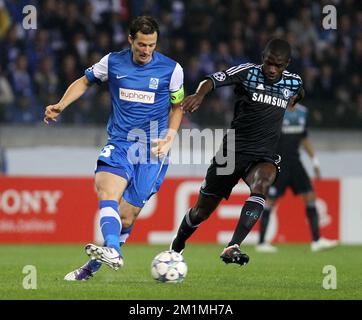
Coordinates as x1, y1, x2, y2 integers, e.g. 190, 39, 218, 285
277, 103, 308, 160
207, 63, 303, 158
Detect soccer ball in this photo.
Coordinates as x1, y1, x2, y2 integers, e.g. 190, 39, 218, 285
151, 250, 187, 283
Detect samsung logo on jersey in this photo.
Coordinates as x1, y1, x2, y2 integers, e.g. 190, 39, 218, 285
252, 93, 288, 109
119, 88, 155, 104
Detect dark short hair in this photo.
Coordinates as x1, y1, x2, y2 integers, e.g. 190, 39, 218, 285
264, 39, 291, 60
129, 16, 160, 39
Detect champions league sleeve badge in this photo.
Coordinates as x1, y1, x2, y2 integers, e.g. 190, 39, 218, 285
213, 72, 226, 82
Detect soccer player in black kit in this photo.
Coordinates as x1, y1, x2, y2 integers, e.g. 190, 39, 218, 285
256, 103, 338, 253
170, 39, 305, 266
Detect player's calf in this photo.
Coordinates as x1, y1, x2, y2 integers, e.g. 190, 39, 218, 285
170, 209, 201, 253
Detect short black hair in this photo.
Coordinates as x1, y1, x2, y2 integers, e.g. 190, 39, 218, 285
264, 39, 291, 60
129, 16, 159, 39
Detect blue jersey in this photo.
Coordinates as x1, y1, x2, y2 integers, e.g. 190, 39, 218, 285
278, 103, 308, 159
85, 49, 184, 145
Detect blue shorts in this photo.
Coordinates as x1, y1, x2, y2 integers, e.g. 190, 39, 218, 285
95, 141, 169, 208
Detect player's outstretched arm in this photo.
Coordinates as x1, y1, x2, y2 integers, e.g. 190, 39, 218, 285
287, 87, 305, 111
302, 137, 321, 179
44, 76, 91, 124
152, 103, 184, 157
182, 79, 213, 113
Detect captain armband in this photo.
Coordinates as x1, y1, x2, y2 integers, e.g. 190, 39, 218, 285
170, 85, 184, 104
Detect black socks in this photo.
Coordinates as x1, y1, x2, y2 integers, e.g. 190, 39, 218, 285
258, 205, 271, 244
229, 193, 266, 246
306, 202, 320, 241
171, 209, 200, 252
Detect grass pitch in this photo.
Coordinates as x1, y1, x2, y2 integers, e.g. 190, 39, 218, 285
0, 244, 361, 300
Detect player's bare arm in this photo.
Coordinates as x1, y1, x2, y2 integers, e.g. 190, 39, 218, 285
152, 102, 184, 157
287, 87, 305, 111
302, 137, 321, 179
182, 79, 213, 113
44, 76, 91, 124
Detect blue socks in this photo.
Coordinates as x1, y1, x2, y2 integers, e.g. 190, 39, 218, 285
99, 200, 121, 253
86, 203, 135, 273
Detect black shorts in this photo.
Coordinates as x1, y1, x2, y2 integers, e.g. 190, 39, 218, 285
268, 158, 313, 199
200, 153, 281, 200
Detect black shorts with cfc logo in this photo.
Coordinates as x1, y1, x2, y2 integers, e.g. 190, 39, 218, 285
268, 157, 313, 199
200, 152, 281, 200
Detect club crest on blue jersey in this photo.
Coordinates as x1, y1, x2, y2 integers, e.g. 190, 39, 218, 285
149, 78, 159, 89
283, 88, 291, 99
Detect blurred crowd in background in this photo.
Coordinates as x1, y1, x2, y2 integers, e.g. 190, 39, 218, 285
0, 0, 361, 128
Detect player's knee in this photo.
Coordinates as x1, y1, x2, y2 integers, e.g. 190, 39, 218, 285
97, 189, 120, 201
266, 198, 276, 207
120, 206, 141, 228
303, 191, 316, 203
121, 216, 134, 229
250, 176, 273, 196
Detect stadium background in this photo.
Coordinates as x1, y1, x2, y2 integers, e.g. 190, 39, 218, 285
0, 0, 361, 246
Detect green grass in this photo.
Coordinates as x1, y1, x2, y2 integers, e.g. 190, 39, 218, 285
0, 244, 361, 300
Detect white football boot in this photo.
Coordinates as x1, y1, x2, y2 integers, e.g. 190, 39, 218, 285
64, 261, 98, 281
311, 238, 338, 252
85, 243, 124, 270
256, 242, 278, 253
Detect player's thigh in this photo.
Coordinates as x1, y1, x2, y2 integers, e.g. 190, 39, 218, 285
95, 171, 128, 201
119, 198, 142, 228
268, 166, 289, 199
95, 141, 135, 201
301, 191, 316, 203
123, 161, 168, 208
200, 157, 241, 200
245, 162, 277, 193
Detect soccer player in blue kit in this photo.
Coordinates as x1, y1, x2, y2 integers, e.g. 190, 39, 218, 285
256, 103, 338, 253
44, 16, 184, 281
